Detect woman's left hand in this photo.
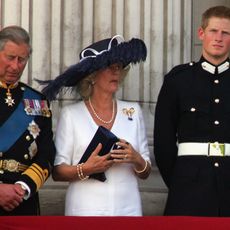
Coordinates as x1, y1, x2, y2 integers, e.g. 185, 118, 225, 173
110, 139, 151, 179
110, 139, 142, 165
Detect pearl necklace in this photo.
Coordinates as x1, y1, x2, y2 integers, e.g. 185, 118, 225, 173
89, 97, 115, 124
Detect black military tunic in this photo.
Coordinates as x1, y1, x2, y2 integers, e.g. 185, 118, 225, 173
154, 57, 230, 216
0, 82, 55, 216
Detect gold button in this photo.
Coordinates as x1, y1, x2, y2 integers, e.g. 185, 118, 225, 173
26, 135, 31, 141
214, 120, 220, 125
24, 154, 29, 160
190, 108, 196, 112
214, 99, 220, 103
214, 162, 219, 167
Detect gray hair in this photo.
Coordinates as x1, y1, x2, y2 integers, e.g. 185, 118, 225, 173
0, 25, 32, 54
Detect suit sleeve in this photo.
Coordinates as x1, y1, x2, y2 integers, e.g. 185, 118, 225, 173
153, 74, 179, 187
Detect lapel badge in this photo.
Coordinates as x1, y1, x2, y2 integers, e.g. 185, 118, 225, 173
28, 120, 40, 139
122, 107, 135, 121
28, 141, 38, 159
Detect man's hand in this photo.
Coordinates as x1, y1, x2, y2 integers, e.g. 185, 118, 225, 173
0, 184, 25, 212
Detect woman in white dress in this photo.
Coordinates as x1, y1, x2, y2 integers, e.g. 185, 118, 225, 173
40, 35, 151, 216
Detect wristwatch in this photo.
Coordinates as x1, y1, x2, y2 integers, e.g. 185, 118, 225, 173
19, 184, 29, 197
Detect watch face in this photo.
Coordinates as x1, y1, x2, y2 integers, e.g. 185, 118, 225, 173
18, 184, 28, 196
20, 184, 26, 190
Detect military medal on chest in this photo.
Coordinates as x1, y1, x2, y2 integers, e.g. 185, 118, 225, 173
5, 88, 15, 106
0, 81, 18, 106
28, 120, 40, 139
24, 99, 51, 117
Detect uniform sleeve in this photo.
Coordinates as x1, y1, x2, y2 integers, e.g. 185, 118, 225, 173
154, 74, 179, 187
19, 102, 56, 196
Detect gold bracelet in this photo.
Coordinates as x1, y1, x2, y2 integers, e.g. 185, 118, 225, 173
76, 163, 89, 180
134, 160, 149, 174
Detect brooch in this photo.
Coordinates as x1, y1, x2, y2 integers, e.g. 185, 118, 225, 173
28, 120, 40, 139
122, 107, 135, 120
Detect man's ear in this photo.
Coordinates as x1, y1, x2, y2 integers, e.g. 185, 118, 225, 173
198, 27, 204, 41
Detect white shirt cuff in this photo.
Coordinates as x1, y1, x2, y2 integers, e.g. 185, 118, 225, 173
15, 181, 31, 200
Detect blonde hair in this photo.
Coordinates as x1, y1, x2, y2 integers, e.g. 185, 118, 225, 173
77, 65, 130, 100
76, 73, 95, 100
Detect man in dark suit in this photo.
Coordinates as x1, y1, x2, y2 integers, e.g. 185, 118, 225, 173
154, 5, 230, 216
0, 26, 55, 215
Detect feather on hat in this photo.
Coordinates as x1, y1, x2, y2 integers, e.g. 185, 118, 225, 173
38, 35, 147, 100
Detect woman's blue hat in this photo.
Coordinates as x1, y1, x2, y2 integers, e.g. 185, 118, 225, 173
38, 35, 147, 100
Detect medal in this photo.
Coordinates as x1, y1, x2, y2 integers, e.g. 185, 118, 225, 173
5, 88, 15, 106
28, 141, 38, 159
28, 120, 40, 139
0, 81, 18, 107
24, 99, 51, 117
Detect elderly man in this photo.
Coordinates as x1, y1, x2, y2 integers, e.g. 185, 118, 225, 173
0, 26, 55, 215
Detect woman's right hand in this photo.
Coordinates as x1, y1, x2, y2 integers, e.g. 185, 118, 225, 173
53, 143, 114, 182
83, 143, 114, 175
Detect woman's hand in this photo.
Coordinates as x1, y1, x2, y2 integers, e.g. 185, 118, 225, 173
53, 143, 114, 182
110, 139, 151, 179
84, 143, 114, 175
110, 139, 142, 164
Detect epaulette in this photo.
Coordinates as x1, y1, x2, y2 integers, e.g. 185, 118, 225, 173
169, 61, 195, 74
20, 82, 46, 99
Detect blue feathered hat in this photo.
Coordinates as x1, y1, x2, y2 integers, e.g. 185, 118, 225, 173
39, 35, 147, 100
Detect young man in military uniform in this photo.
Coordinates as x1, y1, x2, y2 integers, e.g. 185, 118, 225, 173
0, 26, 55, 215
154, 5, 230, 216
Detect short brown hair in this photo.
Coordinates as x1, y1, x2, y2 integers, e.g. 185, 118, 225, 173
201, 5, 230, 29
